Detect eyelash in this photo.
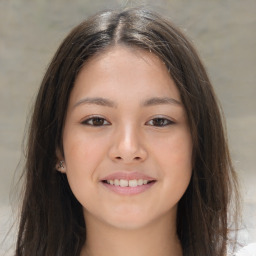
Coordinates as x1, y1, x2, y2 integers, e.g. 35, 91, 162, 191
81, 116, 174, 127
145, 117, 174, 127
81, 116, 111, 126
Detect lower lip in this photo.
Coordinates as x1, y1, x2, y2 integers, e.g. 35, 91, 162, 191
101, 181, 156, 195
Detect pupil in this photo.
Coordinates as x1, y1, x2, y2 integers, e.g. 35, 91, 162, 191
155, 119, 164, 126
94, 118, 103, 125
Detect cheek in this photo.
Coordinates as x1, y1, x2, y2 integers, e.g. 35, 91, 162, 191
63, 129, 108, 169
151, 127, 193, 169
165, 131, 192, 180
150, 128, 192, 195
62, 130, 109, 197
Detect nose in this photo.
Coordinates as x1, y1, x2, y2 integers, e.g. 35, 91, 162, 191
108, 125, 147, 164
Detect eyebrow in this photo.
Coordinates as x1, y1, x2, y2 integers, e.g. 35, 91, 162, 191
142, 97, 182, 107
73, 97, 117, 109
73, 96, 182, 109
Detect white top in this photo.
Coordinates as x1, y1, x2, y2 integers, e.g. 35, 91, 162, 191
235, 243, 256, 256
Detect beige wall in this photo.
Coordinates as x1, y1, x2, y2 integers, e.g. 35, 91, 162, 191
0, 0, 255, 254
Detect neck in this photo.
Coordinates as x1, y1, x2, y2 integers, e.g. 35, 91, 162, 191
80, 211, 182, 256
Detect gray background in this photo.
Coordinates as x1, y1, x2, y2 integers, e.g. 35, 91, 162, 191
0, 0, 255, 254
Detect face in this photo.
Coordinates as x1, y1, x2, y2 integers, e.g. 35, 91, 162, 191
59, 46, 192, 230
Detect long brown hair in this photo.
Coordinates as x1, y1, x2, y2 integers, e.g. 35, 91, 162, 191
16, 7, 239, 256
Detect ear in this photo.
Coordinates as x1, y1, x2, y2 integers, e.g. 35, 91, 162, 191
56, 148, 66, 173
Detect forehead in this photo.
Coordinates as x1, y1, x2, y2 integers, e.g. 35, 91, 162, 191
71, 45, 181, 104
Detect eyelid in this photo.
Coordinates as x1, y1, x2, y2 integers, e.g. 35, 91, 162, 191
80, 115, 111, 126
145, 115, 175, 127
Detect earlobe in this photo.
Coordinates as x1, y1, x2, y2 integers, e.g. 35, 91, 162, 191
56, 148, 66, 173
56, 160, 66, 173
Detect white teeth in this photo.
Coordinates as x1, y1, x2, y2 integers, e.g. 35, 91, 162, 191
119, 179, 129, 187
138, 179, 143, 186
129, 180, 137, 187
105, 179, 152, 187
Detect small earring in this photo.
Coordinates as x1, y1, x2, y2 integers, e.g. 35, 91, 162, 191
58, 160, 64, 169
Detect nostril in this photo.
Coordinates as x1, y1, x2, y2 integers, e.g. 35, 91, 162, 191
115, 156, 141, 161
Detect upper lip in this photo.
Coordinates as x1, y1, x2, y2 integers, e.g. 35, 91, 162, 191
101, 172, 156, 181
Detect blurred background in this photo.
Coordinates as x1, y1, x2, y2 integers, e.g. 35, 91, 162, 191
0, 0, 255, 254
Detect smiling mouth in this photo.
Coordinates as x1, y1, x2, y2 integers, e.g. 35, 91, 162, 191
102, 179, 156, 187
101, 172, 157, 195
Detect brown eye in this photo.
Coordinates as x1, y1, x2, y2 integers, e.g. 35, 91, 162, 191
82, 117, 110, 126
146, 118, 174, 127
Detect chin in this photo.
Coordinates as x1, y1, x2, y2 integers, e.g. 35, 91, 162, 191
109, 218, 151, 230
105, 211, 155, 230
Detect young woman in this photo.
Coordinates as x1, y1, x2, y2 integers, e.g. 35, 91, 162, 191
15, 7, 240, 256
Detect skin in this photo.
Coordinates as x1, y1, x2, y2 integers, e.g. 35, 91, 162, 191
58, 46, 193, 256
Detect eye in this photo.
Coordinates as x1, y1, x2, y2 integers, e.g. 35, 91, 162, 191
81, 116, 111, 126
146, 117, 174, 127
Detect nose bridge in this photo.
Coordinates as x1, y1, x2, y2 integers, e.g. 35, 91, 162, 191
120, 123, 139, 150
110, 121, 146, 162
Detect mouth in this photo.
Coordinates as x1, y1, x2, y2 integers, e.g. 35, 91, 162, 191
102, 179, 156, 187
100, 173, 157, 195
